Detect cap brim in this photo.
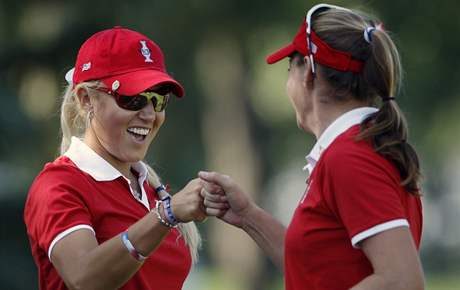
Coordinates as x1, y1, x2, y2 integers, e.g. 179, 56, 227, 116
266, 43, 296, 64
102, 69, 185, 97
65, 68, 75, 85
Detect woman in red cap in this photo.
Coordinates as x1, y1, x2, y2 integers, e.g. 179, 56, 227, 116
24, 27, 205, 290
200, 4, 424, 290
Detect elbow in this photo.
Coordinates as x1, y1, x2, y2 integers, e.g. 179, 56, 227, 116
413, 277, 425, 290
64, 274, 90, 290
405, 280, 425, 290
390, 272, 425, 290
407, 269, 425, 290
65, 280, 83, 290
64, 275, 99, 290
66, 281, 99, 290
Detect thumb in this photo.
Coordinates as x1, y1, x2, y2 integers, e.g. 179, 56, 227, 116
198, 171, 231, 188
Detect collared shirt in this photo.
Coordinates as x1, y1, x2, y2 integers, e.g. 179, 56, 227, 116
303, 107, 378, 174
285, 107, 422, 290
24, 137, 191, 290
65, 137, 150, 209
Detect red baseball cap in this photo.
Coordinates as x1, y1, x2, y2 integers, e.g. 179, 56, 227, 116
266, 16, 364, 73
66, 26, 185, 97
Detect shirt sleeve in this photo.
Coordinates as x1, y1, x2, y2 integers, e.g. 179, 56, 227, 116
25, 164, 95, 259
322, 144, 409, 248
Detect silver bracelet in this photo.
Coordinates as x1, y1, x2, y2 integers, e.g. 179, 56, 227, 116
153, 200, 177, 228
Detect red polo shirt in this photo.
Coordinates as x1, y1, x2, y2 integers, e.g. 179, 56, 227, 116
24, 137, 191, 290
285, 108, 422, 290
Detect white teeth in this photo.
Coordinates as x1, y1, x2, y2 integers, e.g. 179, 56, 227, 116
127, 127, 150, 136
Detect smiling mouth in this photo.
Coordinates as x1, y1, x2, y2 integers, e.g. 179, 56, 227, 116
127, 127, 151, 141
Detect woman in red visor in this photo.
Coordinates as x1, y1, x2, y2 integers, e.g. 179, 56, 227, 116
200, 4, 424, 290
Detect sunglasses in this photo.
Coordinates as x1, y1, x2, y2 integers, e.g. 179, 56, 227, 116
93, 88, 170, 112
305, 4, 351, 75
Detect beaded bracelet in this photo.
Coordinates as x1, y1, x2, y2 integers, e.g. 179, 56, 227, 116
121, 231, 147, 262
161, 196, 179, 225
153, 200, 177, 228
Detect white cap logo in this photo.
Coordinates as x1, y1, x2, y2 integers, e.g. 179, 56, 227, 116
140, 40, 153, 63
82, 62, 91, 71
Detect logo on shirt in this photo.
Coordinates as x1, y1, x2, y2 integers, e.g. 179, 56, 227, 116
300, 178, 314, 204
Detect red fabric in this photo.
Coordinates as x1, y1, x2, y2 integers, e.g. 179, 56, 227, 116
72, 26, 184, 97
24, 156, 191, 290
266, 17, 364, 73
284, 125, 422, 290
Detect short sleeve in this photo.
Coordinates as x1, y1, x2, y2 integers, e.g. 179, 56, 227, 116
24, 164, 94, 259
323, 145, 409, 247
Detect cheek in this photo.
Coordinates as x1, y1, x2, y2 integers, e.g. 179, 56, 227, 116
93, 105, 130, 140
156, 112, 166, 126
286, 75, 302, 105
286, 74, 296, 99
151, 112, 165, 137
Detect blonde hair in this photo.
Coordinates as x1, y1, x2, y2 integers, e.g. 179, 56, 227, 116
59, 81, 201, 262
310, 8, 421, 193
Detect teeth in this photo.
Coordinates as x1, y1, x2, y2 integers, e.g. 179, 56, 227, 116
127, 127, 150, 136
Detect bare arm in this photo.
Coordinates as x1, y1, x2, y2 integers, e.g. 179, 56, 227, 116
199, 171, 286, 271
350, 227, 425, 290
51, 178, 206, 290
240, 204, 286, 271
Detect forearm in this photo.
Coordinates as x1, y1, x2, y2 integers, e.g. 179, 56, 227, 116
68, 211, 170, 290
349, 274, 387, 290
241, 205, 286, 271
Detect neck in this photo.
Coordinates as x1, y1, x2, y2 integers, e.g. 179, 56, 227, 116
307, 96, 368, 140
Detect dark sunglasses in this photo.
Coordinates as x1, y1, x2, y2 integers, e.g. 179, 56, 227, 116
93, 87, 170, 112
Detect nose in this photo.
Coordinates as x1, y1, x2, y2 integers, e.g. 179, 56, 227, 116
137, 101, 156, 122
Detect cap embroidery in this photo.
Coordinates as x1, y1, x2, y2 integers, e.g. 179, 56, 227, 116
82, 62, 91, 71
140, 40, 153, 63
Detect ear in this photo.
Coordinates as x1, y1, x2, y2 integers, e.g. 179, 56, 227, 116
303, 56, 315, 88
75, 86, 92, 111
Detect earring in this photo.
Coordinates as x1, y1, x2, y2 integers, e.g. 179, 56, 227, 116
85, 108, 93, 128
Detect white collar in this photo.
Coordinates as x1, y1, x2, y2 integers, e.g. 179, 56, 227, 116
303, 107, 378, 174
64, 136, 148, 182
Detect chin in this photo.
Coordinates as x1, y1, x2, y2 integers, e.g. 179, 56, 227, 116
122, 151, 147, 163
296, 118, 313, 134
296, 117, 305, 131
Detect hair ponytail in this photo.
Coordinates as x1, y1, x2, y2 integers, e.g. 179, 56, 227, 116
357, 26, 421, 194
144, 165, 202, 263
314, 9, 422, 194
358, 101, 421, 193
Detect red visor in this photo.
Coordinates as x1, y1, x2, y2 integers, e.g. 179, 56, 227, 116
266, 15, 364, 73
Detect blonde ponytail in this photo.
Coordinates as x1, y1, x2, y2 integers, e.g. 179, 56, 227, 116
145, 165, 202, 263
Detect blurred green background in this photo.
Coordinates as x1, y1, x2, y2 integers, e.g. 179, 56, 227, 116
0, 0, 459, 289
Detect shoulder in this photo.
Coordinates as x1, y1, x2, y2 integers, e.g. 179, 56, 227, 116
28, 156, 90, 201
320, 125, 399, 182
35, 156, 86, 184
